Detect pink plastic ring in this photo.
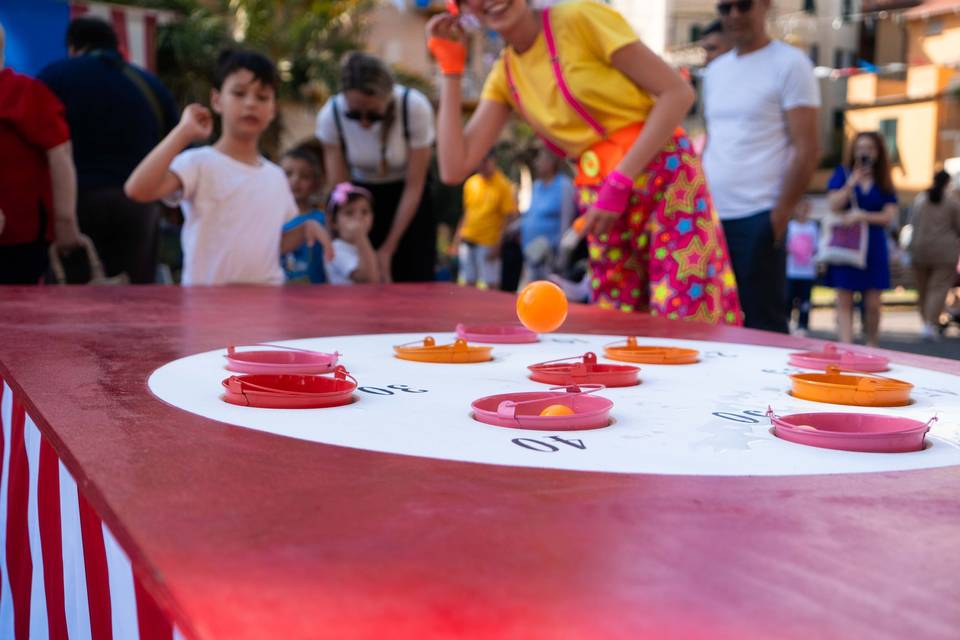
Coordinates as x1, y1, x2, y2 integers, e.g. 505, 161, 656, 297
455, 323, 538, 343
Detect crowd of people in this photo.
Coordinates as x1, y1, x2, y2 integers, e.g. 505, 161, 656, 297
2, 0, 959, 342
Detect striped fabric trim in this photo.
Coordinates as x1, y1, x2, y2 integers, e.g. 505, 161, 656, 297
0, 378, 182, 639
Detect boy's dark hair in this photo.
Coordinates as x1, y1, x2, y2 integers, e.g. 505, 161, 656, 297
702, 20, 723, 37
215, 49, 278, 91
283, 146, 323, 177
66, 17, 118, 52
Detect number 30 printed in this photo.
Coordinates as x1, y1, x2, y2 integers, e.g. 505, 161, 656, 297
358, 384, 429, 396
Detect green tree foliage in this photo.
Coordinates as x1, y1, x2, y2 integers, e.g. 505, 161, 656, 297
237, 0, 374, 102
116, 0, 371, 105
113, 1, 374, 156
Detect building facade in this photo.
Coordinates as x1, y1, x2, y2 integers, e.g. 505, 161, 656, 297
844, 0, 960, 193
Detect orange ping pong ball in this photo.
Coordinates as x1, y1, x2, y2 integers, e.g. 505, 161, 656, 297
540, 404, 575, 417
517, 280, 568, 333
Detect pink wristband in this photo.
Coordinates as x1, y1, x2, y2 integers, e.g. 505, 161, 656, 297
594, 170, 633, 214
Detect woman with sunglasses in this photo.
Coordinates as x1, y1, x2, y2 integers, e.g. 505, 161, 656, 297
317, 52, 436, 282
427, 0, 741, 324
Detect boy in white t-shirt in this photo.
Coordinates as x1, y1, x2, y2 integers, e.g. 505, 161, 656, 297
785, 201, 819, 335
125, 50, 331, 285
323, 183, 380, 285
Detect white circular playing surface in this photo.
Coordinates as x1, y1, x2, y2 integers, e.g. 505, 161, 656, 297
149, 333, 960, 476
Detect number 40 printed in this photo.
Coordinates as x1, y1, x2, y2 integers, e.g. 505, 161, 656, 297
712, 409, 767, 423
512, 436, 586, 452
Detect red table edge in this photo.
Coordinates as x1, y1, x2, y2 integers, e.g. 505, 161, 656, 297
4, 289, 959, 639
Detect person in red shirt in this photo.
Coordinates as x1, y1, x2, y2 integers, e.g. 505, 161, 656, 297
0, 21, 81, 284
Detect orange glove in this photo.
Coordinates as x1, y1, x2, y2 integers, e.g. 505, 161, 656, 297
428, 37, 467, 76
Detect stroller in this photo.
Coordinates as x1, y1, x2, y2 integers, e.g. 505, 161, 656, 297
936, 256, 960, 335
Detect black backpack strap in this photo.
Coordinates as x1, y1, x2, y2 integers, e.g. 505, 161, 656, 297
402, 87, 411, 147
331, 95, 349, 162
121, 66, 166, 140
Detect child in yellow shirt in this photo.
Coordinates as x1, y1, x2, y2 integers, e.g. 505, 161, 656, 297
453, 152, 517, 288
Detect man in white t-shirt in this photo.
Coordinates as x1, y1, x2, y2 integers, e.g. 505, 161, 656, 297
703, 0, 820, 333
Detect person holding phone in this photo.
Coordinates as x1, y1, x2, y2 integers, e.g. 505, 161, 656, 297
317, 52, 437, 283
824, 131, 899, 346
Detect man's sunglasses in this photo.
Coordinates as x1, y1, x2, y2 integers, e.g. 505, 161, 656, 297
717, 0, 753, 15
344, 110, 385, 123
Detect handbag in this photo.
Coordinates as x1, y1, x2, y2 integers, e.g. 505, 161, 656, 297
818, 178, 868, 269
47, 234, 129, 285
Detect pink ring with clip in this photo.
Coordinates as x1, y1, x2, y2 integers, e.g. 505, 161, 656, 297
471, 384, 613, 431
455, 323, 538, 344
528, 352, 639, 387
221, 366, 357, 409
224, 343, 340, 375
788, 344, 890, 372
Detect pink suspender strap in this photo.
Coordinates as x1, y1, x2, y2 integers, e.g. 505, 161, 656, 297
501, 8, 608, 158
502, 54, 568, 158
541, 7, 607, 139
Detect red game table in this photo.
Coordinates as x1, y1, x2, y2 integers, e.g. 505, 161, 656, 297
1, 284, 958, 639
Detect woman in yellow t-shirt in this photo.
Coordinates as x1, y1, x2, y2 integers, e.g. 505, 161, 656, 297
427, 0, 742, 324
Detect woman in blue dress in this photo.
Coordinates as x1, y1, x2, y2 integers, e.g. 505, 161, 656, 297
825, 131, 899, 346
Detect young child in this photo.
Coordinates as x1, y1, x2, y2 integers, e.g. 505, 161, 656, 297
785, 200, 819, 335
124, 50, 331, 285
281, 146, 327, 283
323, 183, 380, 285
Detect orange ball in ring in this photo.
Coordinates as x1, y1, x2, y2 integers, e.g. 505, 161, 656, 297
539, 404, 575, 417
517, 280, 568, 333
